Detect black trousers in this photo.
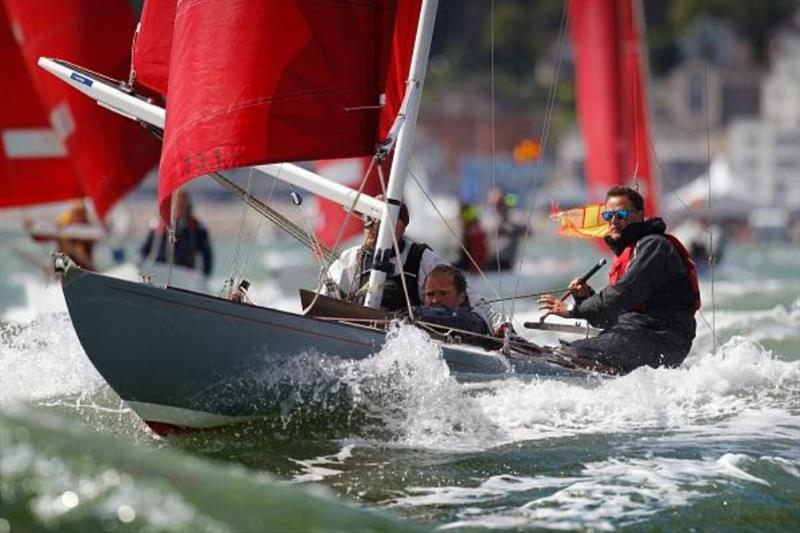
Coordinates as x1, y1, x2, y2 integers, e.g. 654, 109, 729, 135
561, 325, 690, 374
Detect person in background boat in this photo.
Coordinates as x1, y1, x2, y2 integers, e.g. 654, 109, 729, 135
322, 197, 510, 336
26, 200, 97, 270
671, 214, 725, 275
139, 190, 213, 278
538, 186, 700, 374
414, 264, 491, 335
485, 188, 526, 271
455, 202, 487, 273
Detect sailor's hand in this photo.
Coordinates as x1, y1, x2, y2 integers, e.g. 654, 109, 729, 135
537, 294, 569, 321
568, 277, 591, 299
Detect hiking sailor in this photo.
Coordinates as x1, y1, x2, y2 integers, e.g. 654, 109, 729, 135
415, 264, 491, 335
538, 186, 700, 374
323, 198, 510, 336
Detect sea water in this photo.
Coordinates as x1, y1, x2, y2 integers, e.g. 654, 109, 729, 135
1, 234, 798, 531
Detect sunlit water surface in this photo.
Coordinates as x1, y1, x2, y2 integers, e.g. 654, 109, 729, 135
1, 238, 798, 531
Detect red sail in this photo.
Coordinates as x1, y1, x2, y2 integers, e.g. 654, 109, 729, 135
0, 6, 82, 207
159, 0, 421, 219
131, 0, 176, 98
568, 0, 657, 216
314, 157, 387, 248
3, 0, 161, 218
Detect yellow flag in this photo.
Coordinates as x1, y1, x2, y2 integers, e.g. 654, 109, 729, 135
550, 203, 609, 239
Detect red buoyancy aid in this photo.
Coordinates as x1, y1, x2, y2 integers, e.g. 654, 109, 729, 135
608, 234, 701, 311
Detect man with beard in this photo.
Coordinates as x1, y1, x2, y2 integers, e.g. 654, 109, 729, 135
538, 186, 700, 373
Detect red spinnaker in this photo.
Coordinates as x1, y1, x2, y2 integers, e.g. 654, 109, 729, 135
131, 0, 176, 98
3, 0, 160, 218
159, 0, 421, 220
0, 6, 82, 207
568, 0, 657, 216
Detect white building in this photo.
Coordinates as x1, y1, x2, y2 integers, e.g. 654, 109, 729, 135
762, 29, 800, 127
728, 119, 800, 209
727, 26, 800, 210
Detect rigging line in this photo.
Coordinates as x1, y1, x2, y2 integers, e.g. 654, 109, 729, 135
375, 163, 415, 321
228, 167, 255, 285
484, 286, 571, 303
490, 0, 502, 297
236, 175, 272, 281
288, 181, 328, 269
510, 0, 569, 321
630, 2, 642, 186
407, 165, 516, 329
701, 5, 717, 353
272, 164, 328, 266
208, 172, 335, 261
303, 156, 379, 315
640, 83, 722, 349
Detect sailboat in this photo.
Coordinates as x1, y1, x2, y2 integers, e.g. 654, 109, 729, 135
0, 0, 213, 293
34, 0, 652, 434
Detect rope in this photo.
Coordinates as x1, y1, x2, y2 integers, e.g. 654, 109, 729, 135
226, 167, 255, 292
701, 5, 718, 353
509, 1, 569, 322
375, 163, 415, 320
407, 167, 505, 304
640, 4, 719, 352
490, 0, 501, 293
209, 172, 336, 262
302, 156, 380, 314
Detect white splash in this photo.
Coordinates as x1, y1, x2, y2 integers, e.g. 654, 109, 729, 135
471, 336, 799, 445
338, 323, 502, 451
0, 312, 104, 405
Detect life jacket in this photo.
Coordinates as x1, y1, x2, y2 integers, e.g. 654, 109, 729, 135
357, 241, 430, 310
608, 234, 701, 311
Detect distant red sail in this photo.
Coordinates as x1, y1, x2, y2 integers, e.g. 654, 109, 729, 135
131, 0, 176, 98
568, 0, 657, 216
159, 0, 421, 220
314, 157, 387, 248
0, 6, 83, 207
3, 0, 161, 218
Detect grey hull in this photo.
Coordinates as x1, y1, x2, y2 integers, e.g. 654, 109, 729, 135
61, 266, 581, 431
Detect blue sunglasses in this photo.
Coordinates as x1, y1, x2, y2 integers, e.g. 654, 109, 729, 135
601, 208, 631, 222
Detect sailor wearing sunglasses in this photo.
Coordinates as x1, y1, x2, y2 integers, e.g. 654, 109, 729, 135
538, 186, 700, 374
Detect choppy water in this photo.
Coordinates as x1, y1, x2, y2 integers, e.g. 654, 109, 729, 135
1, 238, 798, 531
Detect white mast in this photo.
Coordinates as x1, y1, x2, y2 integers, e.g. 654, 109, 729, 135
363, 0, 438, 309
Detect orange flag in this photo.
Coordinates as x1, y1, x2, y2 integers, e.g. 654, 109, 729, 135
551, 203, 609, 239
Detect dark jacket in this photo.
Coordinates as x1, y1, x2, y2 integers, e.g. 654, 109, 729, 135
414, 304, 491, 336
568, 218, 696, 370
140, 218, 213, 276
